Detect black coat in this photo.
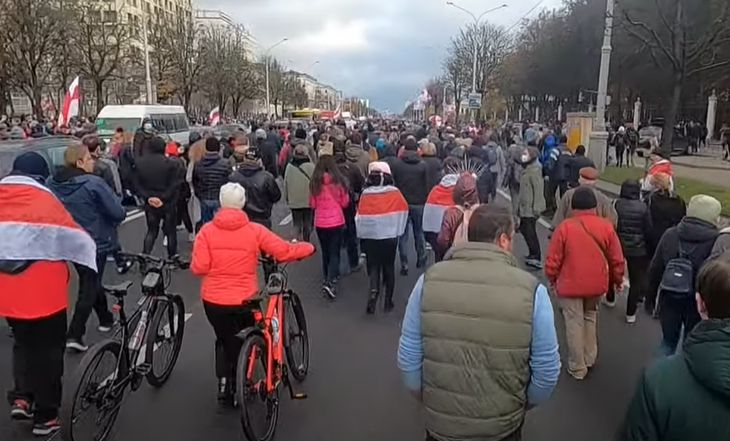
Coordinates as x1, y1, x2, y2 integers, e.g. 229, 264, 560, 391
391, 151, 428, 205
229, 162, 281, 222
568, 155, 595, 186
193, 153, 231, 201
422, 155, 443, 192
552, 149, 572, 183
134, 152, 182, 204
646, 191, 687, 256
615, 181, 650, 257
256, 138, 279, 178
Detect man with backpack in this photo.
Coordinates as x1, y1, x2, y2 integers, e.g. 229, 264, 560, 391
540, 135, 560, 215
484, 138, 506, 203
647, 195, 721, 356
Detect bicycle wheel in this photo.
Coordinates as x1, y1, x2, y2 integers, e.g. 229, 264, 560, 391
236, 333, 279, 441
284, 292, 309, 381
61, 340, 129, 441
146, 295, 186, 387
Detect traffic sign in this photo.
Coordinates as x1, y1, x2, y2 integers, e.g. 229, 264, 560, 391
467, 93, 482, 109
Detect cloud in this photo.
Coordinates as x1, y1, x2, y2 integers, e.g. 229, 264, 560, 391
200, 0, 564, 112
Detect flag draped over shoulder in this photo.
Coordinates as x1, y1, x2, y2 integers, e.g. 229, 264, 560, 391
0, 176, 97, 271
356, 185, 408, 240
422, 174, 458, 233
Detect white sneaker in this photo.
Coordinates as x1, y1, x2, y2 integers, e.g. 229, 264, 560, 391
626, 315, 637, 324
98, 324, 113, 332
188, 233, 196, 242
163, 236, 168, 247
66, 339, 89, 352
602, 297, 616, 308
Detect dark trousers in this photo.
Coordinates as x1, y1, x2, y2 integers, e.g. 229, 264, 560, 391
362, 238, 398, 300
203, 302, 256, 379
69, 254, 113, 340
343, 204, 360, 269
520, 216, 541, 259
177, 196, 193, 233
659, 295, 701, 356
427, 428, 521, 441
616, 147, 625, 167
544, 180, 558, 213
626, 255, 650, 316
558, 181, 569, 198
143, 205, 177, 257
399, 205, 426, 266
199, 198, 220, 225
317, 226, 344, 284
291, 208, 313, 242
7, 310, 67, 422
489, 171, 499, 201
424, 232, 444, 262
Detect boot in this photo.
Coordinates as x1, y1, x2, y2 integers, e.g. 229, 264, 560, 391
217, 377, 235, 407
384, 292, 395, 313
366, 290, 378, 315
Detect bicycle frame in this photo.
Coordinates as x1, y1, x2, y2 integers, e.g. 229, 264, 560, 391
248, 290, 287, 395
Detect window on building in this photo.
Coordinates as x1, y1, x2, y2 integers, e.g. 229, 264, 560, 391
104, 10, 117, 23
89, 10, 101, 22
127, 13, 133, 23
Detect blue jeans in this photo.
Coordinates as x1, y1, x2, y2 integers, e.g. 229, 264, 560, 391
200, 199, 220, 225
399, 205, 426, 267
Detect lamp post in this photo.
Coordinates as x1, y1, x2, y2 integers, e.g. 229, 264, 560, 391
588, 0, 616, 171
265, 38, 288, 118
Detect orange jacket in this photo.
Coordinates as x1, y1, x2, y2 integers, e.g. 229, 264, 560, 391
545, 210, 625, 298
191, 208, 314, 305
0, 261, 69, 319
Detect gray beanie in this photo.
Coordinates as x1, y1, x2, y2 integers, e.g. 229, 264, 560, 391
687, 195, 722, 225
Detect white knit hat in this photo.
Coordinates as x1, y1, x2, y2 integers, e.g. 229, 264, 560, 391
219, 182, 247, 209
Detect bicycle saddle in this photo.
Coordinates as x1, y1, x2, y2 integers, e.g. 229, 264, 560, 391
104, 281, 133, 296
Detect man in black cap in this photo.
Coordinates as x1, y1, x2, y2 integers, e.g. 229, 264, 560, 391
229, 146, 281, 229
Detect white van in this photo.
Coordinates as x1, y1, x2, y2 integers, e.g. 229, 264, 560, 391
95, 105, 190, 146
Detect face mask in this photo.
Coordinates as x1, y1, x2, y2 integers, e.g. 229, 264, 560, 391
520, 154, 530, 163
143, 122, 153, 132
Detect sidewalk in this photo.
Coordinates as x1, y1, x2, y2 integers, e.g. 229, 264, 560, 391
671, 153, 730, 171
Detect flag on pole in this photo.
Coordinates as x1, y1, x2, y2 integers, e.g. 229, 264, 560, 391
333, 103, 342, 120
58, 76, 80, 127
208, 106, 220, 126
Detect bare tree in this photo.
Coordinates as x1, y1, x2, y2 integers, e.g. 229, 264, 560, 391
263, 57, 285, 118
199, 26, 238, 115
226, 28, 260, 118
146, 15, 177, 103
425, 78, 446, 115
168, 15, 204, 112
443, 52, 469, 122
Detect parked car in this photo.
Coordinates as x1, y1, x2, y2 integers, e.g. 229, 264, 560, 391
0, 136, 80, 178
638, 118, 690, 155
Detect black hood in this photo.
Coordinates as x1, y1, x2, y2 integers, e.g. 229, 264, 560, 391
53, 166, 86, 183
619, 179, 641, 200
236, 161, 263, 177
677, 217, 719, 244
401, 150, 422, 164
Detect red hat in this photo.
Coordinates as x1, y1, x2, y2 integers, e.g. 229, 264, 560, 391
165, 142, 180, 157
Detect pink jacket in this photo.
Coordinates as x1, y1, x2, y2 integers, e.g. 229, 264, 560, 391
309, 173, 349, 228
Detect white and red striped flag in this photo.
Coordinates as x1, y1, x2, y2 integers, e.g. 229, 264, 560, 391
57, 76, 80, 127
208, 106, 220, 126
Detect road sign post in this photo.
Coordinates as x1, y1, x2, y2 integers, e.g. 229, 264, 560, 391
467, 93, 482, 109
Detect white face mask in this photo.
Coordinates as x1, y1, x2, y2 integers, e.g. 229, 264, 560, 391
143, 122, 153, 132
521, 154, 530, 163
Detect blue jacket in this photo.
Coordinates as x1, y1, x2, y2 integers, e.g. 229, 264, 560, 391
48, 167, 126, 254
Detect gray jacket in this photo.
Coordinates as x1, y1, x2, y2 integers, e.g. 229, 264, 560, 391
518, 161, 545, 218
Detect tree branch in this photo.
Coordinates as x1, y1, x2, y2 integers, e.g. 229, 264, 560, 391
686, 59, 730, 77
621, 8, 679, 70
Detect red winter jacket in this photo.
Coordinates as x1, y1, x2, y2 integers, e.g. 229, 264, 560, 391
191, 208, 314, 306
545, 210, 625, 298
0, 262, 69, 319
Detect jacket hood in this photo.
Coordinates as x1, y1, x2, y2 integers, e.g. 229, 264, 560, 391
619, 179, 641, 200
401, 150, 422, 164
212, 207, 250, 231
683, 319, 730, 397
677, 217, 719, 244
49, 167, 91, 196
345, 145, 364, 162
236, 161, 263, 177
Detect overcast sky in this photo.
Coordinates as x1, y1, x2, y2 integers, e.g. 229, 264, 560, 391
199, 0, 564, 112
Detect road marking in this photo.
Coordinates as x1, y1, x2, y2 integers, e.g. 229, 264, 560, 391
123, 209, 145, 225
496, 189, 552, 229
279, 214, 292, 226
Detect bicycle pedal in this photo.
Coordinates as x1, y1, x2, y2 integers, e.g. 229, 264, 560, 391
137, 362, 151, 376
292, 392, 308, 400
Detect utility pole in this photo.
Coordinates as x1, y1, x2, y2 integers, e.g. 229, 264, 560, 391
142, 17, 153, 104
588, 0, 616, 171
264, 38, 288, 118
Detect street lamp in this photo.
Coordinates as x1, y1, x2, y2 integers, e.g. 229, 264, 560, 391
446, 2, 507, 93
265, 38, 288, 118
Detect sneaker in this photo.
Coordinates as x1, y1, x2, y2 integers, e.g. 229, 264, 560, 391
525, 258, 543, 270
10, 399, 33, 420
602, 297, 617, 308
322, 283, 336, 300
416, 256, 427, 269
400, 265, 409, 276
116, 259, 133, 275
66, 338, 89, 353
626, 315, 637, 324
32, 418, 61, 436
568, 370, 587, 381
366, 291, 378, 315
98, 323, 113, 333
163, 236, 168, 247
188, 233, 196, 243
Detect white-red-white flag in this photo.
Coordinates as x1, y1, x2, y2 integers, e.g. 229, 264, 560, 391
58, 76, 80, 127
208, 106, 220, 126
333, 103, 342, 120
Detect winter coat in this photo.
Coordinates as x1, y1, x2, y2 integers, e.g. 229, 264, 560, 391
503, 144, 523, 189
191, 208, 314, 306
709, 226, 730, 260
484, 142, 506, 176
309, 173, 349, 229
134, 151, 183, 205
229, 162, 281, 223
284, 160, 315, 210
422, 154, 443, 192
545, 210, 625, 297
256, 138, 280, 178
48, 167, 126, 254
392, 150, 429, 205
193, 153, 231, 201
345, 144, 371, 179
337, 160, 365, 202
615, 181, 650, 257
94, 157, 122, 196
568, 155, 595, 187
553, 185, 617, 228
648, 217, 718, 302
618, 319, 730, 441
517, 161, 545, 218
551, 147, 572, 183
646, 191, 686, 256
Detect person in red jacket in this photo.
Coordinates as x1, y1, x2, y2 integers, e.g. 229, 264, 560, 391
191, 182, 314, 406
545, 186, 625, 380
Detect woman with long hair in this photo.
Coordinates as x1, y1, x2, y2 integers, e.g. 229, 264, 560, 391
309, 155, 350, 299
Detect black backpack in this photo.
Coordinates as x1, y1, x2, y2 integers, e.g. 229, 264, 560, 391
659, 241, 694, 298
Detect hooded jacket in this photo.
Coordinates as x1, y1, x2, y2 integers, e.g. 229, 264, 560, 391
284, 158, 315, 210
48, 167, 126, 254
191, 208, 314, 305
193, 152, 231, 201
345, 143, 371, 179
615, 180, 650, 257
517, 160, 545, 218
618, 319, 730, 441
309, 173, 349, 229
646, 190, 686, 256
392, 150, 429, 205
422, 154, 443, 192
229, 162, 281, 223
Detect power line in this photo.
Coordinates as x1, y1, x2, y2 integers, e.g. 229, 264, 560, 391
506, 0, 546, 33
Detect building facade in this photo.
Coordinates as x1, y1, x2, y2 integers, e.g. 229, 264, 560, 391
284, 70, 342, 110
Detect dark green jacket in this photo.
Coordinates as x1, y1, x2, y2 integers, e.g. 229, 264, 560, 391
421, 243, 538, 441
618, 319, 730, 441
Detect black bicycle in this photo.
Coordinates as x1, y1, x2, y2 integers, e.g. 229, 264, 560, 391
61, 253, 189, 441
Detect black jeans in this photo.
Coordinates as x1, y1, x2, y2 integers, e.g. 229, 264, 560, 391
399, 205, 427, 267
520, 217, 541, 259
616, 147, 625, 167
362, 238, 398, 300
489, 171, 499, 201
143, 205, 177, 257
558, 181, 569, 198
290, 208, 313, 242
626, 255, 649, 316
427, 428, 521, 441
7, 310, 67, 422
317, 226, 344, 284
343, 204, 360, 269
203, 302, 257, 379
424, 232, 444, 262
177, 196, 193, 234
69, 254, 113, 340
544, 180, 558, 213
659, 295, 701, 356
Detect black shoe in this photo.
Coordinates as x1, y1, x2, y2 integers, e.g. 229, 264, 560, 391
366, 290, 378, 315
384, 297, 395, 313
400, 265, 409, 276
416, 257, 427, 269
32, 418, 61, 436
217, 378, 234, 407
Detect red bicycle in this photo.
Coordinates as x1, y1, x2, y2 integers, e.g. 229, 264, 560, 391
236, 257, 309, 441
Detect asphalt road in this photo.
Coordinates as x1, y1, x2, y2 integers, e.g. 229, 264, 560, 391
1, 194, 661, 441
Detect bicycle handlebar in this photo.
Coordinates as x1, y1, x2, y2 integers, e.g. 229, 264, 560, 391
120, 252, 190, 270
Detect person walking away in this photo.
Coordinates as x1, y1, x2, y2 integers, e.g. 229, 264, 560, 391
398, 204, 560, 441
503, 140, 524, 220
392, 138, 429, 274
613, 126, 628, 167
626, 126, 639, 167
166, 143, 194, 242
345, 132, 371, 179
133, 118, 155, 157
615, 180, 651, 323
721, 124, 730, 160
552, 136, 573, 197
255, 128, 279, 178
517, 147, 546, 269
437, 173, 480, 255
552, 167, 617, 228
356, 162, 408, 314
567, 145, 594, 189
420, 141, 443, 193
48, 143, 126, 352
644, 173, 686, 263
229, 146, 281, 229
193, 137, 231, 225
422, 172, 458, 262
191, 183, 314, 406
484, 138, 506, 202
545, 187, 625, 380
309, 155, 350, 299
0, 153, 98, 436
228, 132, 249, 169
647, 195, 720, 356
617, 258, 730, 441
134, 137, 183, 258
284, 144, 315, 241
334, 137, 365, 272
641, 145, 674, 195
